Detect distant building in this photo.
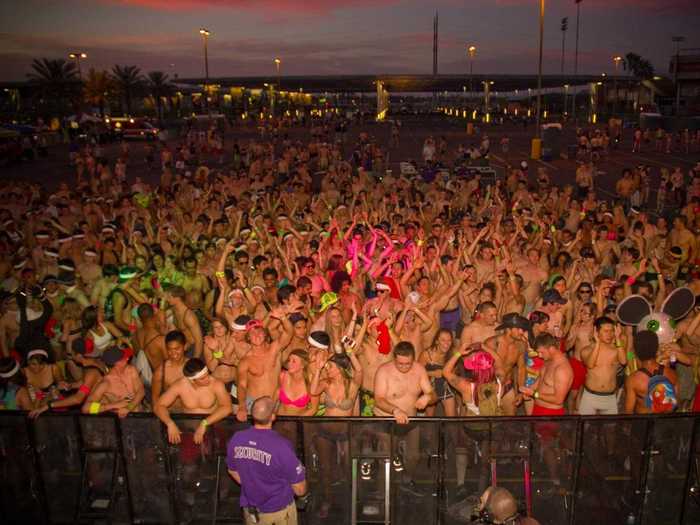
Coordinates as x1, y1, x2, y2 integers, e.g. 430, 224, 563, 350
670, 50, 700, 115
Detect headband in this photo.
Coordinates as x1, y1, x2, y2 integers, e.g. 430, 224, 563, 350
27, 349, 49, 360
232, 321, 247, 331
376, 282, 391, 291
0, 361, 20, 378
308, 335, 329, 350
187, 367, 209, 381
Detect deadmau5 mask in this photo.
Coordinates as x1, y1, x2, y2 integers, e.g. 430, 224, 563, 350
616, 287, 695, 343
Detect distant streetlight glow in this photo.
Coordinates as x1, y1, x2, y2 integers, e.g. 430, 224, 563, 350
68, 52, 87, 79
199, 28, 211, 114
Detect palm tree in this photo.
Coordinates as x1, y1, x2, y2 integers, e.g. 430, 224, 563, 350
623, 53, 655, 111
27, 58, 80, 116
146, 71, 173, 122
111, 65, 143, 115
83, 68, 114, 117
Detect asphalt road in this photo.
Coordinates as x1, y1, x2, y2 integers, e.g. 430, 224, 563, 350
4, 116, 700, 209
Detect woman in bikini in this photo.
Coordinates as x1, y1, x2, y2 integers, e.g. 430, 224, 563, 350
419, 329, 457, 416
203, 318, 239, 385
276, 350, 321, 416
22, 349, 66, 410
313, 351, 363, 518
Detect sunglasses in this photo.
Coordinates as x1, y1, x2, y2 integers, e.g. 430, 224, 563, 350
377, 289, 389, 294
579, 289, 592, 294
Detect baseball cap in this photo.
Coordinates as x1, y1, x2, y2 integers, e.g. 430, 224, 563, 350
542, 289, 567, 305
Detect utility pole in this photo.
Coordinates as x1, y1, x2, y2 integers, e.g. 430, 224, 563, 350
572, 0, 582, 122
199, 28, 211, 115
672, 36, 685, 116
560, 17, 568, 74
536, 0, 544, 138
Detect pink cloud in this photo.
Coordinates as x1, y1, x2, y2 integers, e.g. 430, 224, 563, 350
101, 0, 399, 14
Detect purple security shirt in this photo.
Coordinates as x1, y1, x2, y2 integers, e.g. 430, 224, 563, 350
227, 427, 306, 513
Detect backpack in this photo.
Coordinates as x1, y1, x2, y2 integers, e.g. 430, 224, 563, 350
641, 366, 677, 413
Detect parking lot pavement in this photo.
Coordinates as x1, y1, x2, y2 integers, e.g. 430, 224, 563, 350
3, 117, 699, 203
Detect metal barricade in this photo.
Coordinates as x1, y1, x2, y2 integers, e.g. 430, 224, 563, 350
1, 413, 700, 524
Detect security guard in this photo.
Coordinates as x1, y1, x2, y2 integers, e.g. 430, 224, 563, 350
227, 396, 307, 524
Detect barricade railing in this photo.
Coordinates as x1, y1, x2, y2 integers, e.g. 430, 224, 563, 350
1, 412, 699, 525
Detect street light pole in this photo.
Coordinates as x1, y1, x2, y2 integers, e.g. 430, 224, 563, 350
199, 28, 211, 114
467, 45, 476, 101
68, 52, 87, 80
535, 0, 544, 139
573, 0, 582, 123
672, 36, 685, 116
613, 55, 622, 117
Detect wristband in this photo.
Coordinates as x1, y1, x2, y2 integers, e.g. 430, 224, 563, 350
127, 402, 135, 411
47, 401, 54, 410
626, 276, 636, 286
533, 391, 540, 399
213, 350, 224, 359
215, 271, 225, 278
89, 402, 101, 414
200, 419, 209, 428
417, 240, 424, 247
615, 341, 623, 348
453, 351, 462, 358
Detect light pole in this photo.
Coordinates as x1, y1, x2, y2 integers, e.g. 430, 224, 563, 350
672, 36, 685, 116
572, 0, 583, 122
68, 52, 87, 80
613, 55, 622, 117
467, 45, 476, 100
199, 28, 211, 114
564, 84, 569, 115
535, 0, 544, 139
560, 17, 568, 73
274, 58, 281, 89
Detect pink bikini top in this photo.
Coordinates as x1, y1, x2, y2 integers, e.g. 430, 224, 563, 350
278, 372, 311, 408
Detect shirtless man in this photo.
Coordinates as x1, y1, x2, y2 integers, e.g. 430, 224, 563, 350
134, 303, 167, 372
235, 307, 293, 422
166, 285, 204, 358
365, 280, 402, 321
669, 216, 694, 264
459, 301, 498, 350
517, 249, 548, 310
90, 264, 119, 312
355, 316, 392, 416
374, 341, 435, 423
482, 313, 530, 415
624, 331, 678, 414
151, 330, 187, 409
579, 316, 626, 415
0, 293, 20, 357
82, 346, 145, 418
181, 256, 210, 308
520, 333, 573, 416
154, 358, 233, 444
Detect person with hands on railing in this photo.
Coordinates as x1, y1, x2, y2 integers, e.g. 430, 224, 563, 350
154, 357, 233, 445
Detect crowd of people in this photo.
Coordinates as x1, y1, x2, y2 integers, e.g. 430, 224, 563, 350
1, 115, 700, 514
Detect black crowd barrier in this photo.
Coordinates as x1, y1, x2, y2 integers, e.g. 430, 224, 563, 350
1, 412, 700, 524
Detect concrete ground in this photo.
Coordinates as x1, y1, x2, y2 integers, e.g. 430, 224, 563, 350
3, 116, 700, 205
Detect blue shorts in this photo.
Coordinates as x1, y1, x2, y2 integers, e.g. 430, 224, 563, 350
439, 306, 461, 334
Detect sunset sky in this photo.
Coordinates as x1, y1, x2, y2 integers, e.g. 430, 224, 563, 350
0, 0, 698, 81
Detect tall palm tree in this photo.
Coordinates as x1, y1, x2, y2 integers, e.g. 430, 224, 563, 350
623, 53, 655, 111
146, 71, 173, 121
111, 65, 143, 115
27, 58, 80, 116
83, 68, 114, 117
